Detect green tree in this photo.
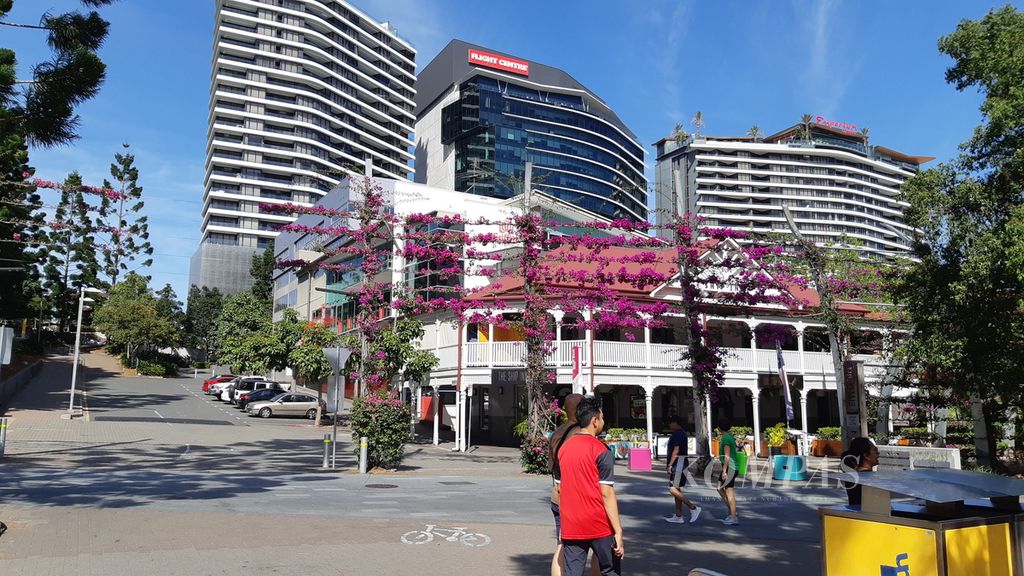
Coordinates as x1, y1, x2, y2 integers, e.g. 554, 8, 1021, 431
0, 1, 116, 322
290, 321, 340, 423
97, 143, 152, 286
184, 284, 223, 363
213, 290, 272, 374
894, 5, 1024, 469
92, 272, 178, 361
249, 244, 275, 305
0, 0, 115, 147
37, 172, 99, 332
0, 128, 36, 322
154, 283, 183, 332
343, 318, 438, 389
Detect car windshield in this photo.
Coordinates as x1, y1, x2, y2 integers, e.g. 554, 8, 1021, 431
269, 393, 288, 402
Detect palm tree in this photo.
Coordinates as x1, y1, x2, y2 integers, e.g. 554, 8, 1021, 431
747, 125, 764, 142
691, 111, 704, 137
800, 114, 814, 142
860, 127, 871, 151
672, 122, 689, 144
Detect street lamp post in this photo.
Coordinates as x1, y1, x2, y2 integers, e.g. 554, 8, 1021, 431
68, 286, 104, 417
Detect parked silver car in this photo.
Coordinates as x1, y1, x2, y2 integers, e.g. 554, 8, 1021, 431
246, 393, 324, 420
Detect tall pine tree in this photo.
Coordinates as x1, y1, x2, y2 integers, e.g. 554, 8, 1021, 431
37, 172, 99, 332
97, 143, 152, 286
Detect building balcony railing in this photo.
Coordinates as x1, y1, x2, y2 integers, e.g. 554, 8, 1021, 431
430, 339, 874, 375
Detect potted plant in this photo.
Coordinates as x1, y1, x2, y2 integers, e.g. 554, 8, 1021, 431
732, 426, 753, 453
899, 427, 935, 447
812, 427, 843, 457
765, 423, 789, 457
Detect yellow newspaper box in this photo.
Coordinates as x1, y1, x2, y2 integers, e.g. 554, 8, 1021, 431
820, 468, 1024, 576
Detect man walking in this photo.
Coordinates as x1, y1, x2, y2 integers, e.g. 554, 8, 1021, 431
557, 395, 624, 576
664, 416, 701, 524
550, 393, 597, 576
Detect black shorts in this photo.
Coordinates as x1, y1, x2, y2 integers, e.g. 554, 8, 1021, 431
550, 501, 561, 544
668, 462, 688, 488
718, 468, 737, 490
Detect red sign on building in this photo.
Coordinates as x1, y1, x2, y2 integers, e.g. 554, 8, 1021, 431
468, 49, 530, 76
815, 115, 860, 134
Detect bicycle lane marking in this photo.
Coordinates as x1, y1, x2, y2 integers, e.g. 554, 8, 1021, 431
400, 524, 492, 547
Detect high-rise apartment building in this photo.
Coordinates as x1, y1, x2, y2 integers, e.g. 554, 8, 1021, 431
654, 119, 933, 257
414, 40, 648, 222
190, 0, 416, 294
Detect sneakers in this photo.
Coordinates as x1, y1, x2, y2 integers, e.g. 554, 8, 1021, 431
663, 515, 686, 523
721, 516, 740, 526
690, 506, 702, 524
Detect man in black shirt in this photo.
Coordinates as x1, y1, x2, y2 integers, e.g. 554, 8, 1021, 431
664, 416, 701, 524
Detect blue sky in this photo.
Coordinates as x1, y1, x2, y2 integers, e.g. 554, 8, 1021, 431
5, 0, 1017, 299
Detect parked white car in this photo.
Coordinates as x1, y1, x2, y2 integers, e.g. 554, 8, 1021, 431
209, 375, 266, 398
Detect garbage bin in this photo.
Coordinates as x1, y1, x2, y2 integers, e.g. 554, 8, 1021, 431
734, 451, 748, 477
820, 468, 1023, 575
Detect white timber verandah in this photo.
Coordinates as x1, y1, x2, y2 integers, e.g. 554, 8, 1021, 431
419, 308, 898, 456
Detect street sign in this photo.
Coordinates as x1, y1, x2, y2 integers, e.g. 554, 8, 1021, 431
842, 359, 868, 439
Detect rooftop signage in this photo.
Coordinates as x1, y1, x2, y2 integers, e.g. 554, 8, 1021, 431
468, 48, 529, 77
815, 115, 860, 134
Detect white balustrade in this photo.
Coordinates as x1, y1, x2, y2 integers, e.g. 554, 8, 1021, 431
557, 340, 587, 366
803, 351, 833, 373
650, 344, 685, 368
592, 341, 647, 368
492, 341, 526, 366
465, 342, 488, 367
431, 341, 853, 381
723, 348, 753, 371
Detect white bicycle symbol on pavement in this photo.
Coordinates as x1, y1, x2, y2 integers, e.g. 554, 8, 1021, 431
401, 524, 492, 547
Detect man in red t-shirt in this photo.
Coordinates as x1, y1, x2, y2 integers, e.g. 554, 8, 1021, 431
557, 395, 623, 576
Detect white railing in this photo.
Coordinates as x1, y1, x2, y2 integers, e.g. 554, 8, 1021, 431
465, 342, 488, 366
433, 341, 848, 378
804, 350, 833, 373
723, 347, 753, 371
557, 340, 588, 366
650, 344, 685, 368
591, 341, 645, 368
492, 341, 526, 366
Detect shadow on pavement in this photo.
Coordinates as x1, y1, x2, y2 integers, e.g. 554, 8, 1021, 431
0, 437, 367, 509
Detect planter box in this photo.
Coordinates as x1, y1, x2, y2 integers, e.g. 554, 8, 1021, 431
759, 439, 797, 458
811, 439, 844, 457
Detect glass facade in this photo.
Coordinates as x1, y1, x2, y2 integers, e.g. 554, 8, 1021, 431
441, 77, 647, 222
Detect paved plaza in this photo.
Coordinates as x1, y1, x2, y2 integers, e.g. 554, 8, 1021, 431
0, 354, 839, 575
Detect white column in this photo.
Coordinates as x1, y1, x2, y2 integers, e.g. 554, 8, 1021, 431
644, 324, 652, 369
705, 396, 713, 442
747, 320, 759, 372
488, 321, 494, 368
800, 393, 809, 456
459, 388, 468, 452
752, 392, 762, 457
644, 383, 655, 456
432, 385, 439, 446
797, 324, 806, 375
551, 310, 564, 368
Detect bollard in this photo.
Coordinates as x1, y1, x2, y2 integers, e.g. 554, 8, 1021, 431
0, 417, 7, 458
322, 434, 331, 468
359, 436, 368, 474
